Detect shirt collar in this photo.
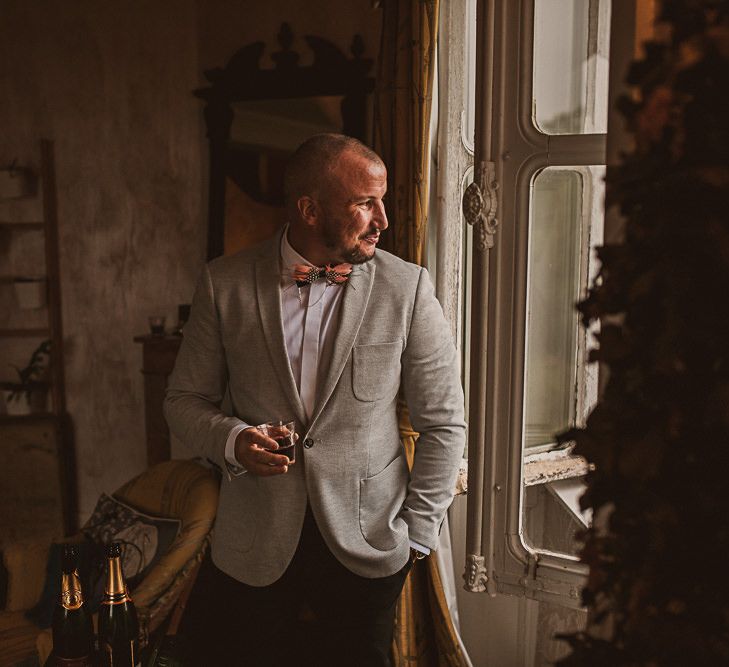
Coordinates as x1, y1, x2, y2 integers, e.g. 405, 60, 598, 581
280, 224, 315, 285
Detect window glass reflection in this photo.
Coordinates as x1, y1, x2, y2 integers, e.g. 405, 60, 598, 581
533, 0, 611, 134
522, 165, 604, 556
525, 168, 583, 449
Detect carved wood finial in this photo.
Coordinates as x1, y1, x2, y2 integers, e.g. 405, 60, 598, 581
272, 22, 299, 70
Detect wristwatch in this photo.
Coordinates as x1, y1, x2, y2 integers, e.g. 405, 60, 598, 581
410, 547, 427, 564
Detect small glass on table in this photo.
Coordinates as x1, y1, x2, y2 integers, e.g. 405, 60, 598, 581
148, 315, 166, 336
257, 419, 296, 463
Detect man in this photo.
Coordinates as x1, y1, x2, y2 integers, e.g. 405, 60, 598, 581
165, 134, 465, 666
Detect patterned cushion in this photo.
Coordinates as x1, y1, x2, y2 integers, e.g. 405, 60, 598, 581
82, 493, 181, 587
26, 495, 182, 632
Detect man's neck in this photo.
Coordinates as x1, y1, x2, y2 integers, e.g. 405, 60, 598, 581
287, 224, 331, 266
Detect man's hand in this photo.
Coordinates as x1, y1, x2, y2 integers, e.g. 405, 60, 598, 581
234, 427, 296, 476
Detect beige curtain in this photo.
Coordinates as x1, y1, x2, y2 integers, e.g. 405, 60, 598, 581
374, 2, 468, 665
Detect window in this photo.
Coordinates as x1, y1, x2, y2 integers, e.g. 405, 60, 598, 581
462, 0, 611, 605
524, 167, 603, 453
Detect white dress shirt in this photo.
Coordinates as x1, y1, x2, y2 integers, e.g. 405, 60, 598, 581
223, 226, 428, 555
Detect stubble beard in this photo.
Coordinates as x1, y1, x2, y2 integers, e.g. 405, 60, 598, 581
343, 243, 375, 265
321, 220, 376, 265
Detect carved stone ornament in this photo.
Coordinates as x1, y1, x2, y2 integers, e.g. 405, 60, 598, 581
464, 553, 489, 592
462, 161, 499, 250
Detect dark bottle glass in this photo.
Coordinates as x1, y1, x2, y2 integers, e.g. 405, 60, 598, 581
51, 543, 95, 666
98, 542, 140, 667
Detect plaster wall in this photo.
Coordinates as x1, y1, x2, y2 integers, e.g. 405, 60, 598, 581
0, 0, 205, 522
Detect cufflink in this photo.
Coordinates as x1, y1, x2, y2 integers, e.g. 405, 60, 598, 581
410, 548, 427, 564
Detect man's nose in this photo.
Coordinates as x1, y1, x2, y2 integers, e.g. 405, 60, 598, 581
373, 201, 388, 230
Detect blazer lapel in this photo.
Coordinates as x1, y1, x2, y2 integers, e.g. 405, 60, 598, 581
255, 231, 307, 426
309, 261, 375, 429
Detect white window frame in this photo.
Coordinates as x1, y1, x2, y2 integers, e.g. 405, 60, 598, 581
461, 0, 635, 608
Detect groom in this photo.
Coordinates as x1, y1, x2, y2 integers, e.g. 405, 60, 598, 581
165, 134, 465, 666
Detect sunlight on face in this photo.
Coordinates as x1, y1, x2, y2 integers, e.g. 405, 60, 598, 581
317, 151, 389, 265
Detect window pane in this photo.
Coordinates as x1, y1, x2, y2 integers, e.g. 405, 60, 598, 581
524, 168, 583, 449
524, 166, 606, 448
463, 0, 477, 153
533, 0, 611, 134
522, 166, 605, 556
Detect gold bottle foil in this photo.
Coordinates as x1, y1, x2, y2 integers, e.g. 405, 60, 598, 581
102, 555, 132, 605
60, 571, 84, 611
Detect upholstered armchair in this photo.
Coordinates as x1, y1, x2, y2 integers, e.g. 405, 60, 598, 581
0, 459, 219, 666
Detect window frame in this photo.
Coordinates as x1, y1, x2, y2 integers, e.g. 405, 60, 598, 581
462, 0, 619, 607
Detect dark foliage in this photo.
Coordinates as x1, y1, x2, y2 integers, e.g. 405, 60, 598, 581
557, 2, 729, 665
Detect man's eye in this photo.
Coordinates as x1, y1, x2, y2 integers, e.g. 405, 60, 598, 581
359, 201, 372, 209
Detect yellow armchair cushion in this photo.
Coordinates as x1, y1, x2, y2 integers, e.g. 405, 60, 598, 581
113, 459, 219, 614
2, 539, 50, 612
0, 610, 40, 666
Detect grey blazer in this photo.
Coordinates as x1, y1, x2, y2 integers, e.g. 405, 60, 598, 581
164, 230, 466, 585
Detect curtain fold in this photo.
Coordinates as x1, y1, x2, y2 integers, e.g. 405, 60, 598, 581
374, 0, 437, 266
374, 3, 468, 665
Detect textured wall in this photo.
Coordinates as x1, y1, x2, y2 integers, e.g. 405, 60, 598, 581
0, 0, 205, 522
0, 0, 380, 525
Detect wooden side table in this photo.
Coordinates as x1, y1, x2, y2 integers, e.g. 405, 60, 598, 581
134, 334, 182, 466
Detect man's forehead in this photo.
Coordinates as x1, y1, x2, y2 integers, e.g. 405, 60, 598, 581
325, 152, 387, 195
332, 148, 384, 171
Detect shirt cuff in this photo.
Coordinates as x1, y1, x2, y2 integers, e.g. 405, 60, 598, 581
409, 540, 430, 555
224, 423, 251, 479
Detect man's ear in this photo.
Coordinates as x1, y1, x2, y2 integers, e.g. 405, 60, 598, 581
297, 196, 319, 227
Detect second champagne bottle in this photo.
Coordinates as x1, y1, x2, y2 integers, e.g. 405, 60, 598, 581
97, 542, 141, 667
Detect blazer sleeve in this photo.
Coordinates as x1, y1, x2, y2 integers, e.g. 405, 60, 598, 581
399, 267, 467, 550
163, 263, 246, 471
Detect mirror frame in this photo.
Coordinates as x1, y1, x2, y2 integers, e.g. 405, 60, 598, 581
194, 23, 375, 260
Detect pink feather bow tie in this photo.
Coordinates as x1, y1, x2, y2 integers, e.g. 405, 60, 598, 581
292, 263, 353, 287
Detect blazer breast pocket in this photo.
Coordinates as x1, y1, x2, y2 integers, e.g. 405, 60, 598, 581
352, 340, 403, 402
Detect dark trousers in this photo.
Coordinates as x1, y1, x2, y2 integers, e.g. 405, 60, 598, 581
180, 508, 412, 667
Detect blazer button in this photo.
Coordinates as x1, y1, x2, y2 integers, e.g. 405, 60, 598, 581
304, 438, 314, 449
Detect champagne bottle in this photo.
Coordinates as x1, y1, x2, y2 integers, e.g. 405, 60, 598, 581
50, 544, 95, 666
98, 542, 140, 667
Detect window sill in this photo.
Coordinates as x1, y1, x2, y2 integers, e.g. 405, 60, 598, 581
524, 446, 591, 487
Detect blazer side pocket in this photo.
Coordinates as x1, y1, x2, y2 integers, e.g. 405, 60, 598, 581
359, 454, 409, 551
352, 340, 403, 402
